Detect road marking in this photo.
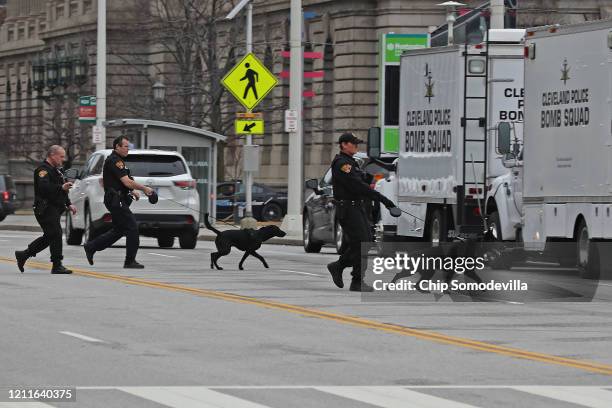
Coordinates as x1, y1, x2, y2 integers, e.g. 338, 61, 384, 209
515, 386, 612, 407
120, 386, 270, 408
279, 269, 324, 277
147, 252, 178, 258
0, 403, 56, 408
316, 386, 481, 408
2, 256, 612, 376
59, 331, 105, 343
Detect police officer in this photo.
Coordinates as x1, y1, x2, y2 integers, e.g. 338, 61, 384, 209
84, 136, 153, 268
327, 132, 397, 291
15, 145, 77, 274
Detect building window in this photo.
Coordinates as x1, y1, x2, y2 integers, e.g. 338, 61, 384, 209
17, 25, 25, 40
7, 29, 14, 42
56, 4, 65, 19
39, 22, 46, 32
84, 0, 93, 13
28, 23, 35, 38
69, 1, 78, 17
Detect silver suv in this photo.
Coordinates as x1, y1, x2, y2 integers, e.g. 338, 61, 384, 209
65, 149, 200, 249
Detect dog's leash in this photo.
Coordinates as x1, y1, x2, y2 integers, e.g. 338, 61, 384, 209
143, 193, 242, 229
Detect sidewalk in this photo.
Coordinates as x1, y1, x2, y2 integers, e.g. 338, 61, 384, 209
0, 213, 303, 246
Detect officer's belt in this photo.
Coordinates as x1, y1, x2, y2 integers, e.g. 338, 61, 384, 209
335, 199, 365, 206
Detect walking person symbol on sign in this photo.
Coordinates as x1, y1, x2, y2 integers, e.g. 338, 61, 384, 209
241, 63, 259, 100
221, 53, 278, 110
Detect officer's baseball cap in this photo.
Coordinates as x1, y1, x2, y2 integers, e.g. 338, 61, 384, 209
338, 132, 364, 145
148, 190, 159, 204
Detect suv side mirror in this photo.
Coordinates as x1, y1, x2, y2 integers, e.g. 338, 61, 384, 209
367, 127, 381, 159
304, 179, 319, 192
63, 168, 80, 181
497, 122, 512, 155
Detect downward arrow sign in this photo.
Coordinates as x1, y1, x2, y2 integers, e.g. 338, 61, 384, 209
243, 122, 256, 132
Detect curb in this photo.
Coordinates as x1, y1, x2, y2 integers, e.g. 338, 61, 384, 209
0, 225, 304, 246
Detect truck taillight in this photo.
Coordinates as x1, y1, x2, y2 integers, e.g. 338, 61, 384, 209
185, 215, 195, 224
1, 191, 9, 202
174, 180, 196, 190
103, 213, 113, 223
473, 207, 481, 216
468, 187, 483, 195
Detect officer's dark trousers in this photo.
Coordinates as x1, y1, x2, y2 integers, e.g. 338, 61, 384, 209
88, 204, 139, 262
28, 207, 63, 264
336, 204, 372, 281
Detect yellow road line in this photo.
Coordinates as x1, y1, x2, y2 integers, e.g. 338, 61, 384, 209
2, 255, 612, 376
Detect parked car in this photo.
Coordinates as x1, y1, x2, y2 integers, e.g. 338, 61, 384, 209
65, 149, 200, 249
0, 174, 18, 222
216, 181, 288, 221
302, 152, 396, 253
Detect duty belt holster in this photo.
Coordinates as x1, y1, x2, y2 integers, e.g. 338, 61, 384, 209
33, 199, 49, 217
105, 189, 126, 208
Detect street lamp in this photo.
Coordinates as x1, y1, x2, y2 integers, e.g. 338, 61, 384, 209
58, 48, 72, 87
30, 44, 89, 100
45, 49, 59, 90
438, 1, 466, 45
152, 81, 166, 103
32, 54, 45, 93
152, 80, 166, 118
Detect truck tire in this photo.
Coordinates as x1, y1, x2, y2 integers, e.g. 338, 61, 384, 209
303, 214, 322, 253
488, 211, 502, 241
65, 213, 83, 245
427, 209, 445, 245
576, 219, 598, 279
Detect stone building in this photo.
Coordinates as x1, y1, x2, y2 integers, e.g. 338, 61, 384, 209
1, 0, 612, 206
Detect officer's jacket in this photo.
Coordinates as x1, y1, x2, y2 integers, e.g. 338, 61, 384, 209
103, 151, 130, 195
331, 152, 386, 202
33, 160, 71, 209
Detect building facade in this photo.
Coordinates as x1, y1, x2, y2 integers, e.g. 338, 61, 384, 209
1, 0, 611, 206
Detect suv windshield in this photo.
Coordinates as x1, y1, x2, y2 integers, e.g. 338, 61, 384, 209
125, 155, 187, 177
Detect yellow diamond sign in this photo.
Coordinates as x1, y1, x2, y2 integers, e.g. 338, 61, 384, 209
222, 53, 278, 111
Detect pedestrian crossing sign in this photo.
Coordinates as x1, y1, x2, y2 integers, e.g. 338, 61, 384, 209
221, 53, 278, 110
235, 119, 264, 135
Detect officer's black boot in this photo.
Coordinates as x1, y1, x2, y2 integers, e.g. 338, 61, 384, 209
15, 249, 30, 273
51, 263, 73, 274
124, 259, 145, 269
327, 261, 344, 288
83, 243, 95, 266
349, 279, 374, 292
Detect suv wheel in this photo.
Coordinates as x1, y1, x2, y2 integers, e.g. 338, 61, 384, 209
179, 231, 198, 249
65, 212, 83, 245
335, 219, 348, 254
83, 207, 96, 243
262, 202, 283, 221
303, 214, 322, 253
157, 235, 175, 248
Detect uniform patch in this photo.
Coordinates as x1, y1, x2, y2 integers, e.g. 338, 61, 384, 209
340, 164, 352, 174
116, 160, 125, 169
38, 170, 48, 178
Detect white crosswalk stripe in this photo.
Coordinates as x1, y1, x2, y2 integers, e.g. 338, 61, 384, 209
315, 386, 482, 408
70, 385, 612, 408
514, 386, 612, 408
119, 386, 271, 408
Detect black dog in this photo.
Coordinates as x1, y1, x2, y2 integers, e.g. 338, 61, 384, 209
204, 214, 286, 270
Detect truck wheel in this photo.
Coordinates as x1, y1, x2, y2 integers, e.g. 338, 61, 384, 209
576, 219, 598, 279
179, 232, 198, 249
65, 213, 83, 245
488, 211, 502, 241
303, 214, 322, 253
427, 209, 445, 245
157, 235, 175, 248
262, 202, 283, 221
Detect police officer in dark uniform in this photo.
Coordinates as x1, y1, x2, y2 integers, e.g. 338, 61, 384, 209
83, 136, 153, 268
327, 133, 397, 291
15, 145, 77, 274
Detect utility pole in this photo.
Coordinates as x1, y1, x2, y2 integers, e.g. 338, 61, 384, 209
281, 0, 303, 236
95, 0, 107, 151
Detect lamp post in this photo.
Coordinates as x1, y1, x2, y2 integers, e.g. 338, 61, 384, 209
438, 1, 466, 46
152, 80, 166, 118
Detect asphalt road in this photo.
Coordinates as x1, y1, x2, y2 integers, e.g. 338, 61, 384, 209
0, 231, 611, 407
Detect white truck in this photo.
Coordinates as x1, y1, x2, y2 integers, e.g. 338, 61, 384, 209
495, 20, 612, 276
370, 29, 525, 243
